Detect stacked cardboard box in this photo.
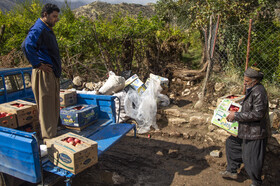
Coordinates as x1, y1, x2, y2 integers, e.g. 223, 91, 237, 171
60, 90, 77, 107
15, 99, 39, 121
15, 100, 40, 136
0, 100, 41, 137
125, 74, 146, 95
0, 101, 36, 127
46, 132, 98, 174
0, 112, 17, 128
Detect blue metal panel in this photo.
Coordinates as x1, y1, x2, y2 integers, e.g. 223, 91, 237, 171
88, 123, 136, 156
0, 67, 32, 73
0, 67, 33, 104
42, 160, 74, 178
77, 94, 116, 123
0, 126, 41, 183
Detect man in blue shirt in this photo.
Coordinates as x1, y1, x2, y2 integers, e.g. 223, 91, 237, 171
22, 3, 61, 141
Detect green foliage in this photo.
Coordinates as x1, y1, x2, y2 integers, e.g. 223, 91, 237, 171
0, 0, 187, 80
182, 30, 203, 69
155, 0, 277, 29
0, 0, 41, 55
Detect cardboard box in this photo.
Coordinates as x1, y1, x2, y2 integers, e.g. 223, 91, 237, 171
216, 94, 245, 107
0, 112, 17, 128
125, 74, 147, 95
60, 90, 77, 107
46, 132, 98, 174
130, 81, 146, 95
125, 74, 139, 87
14, 99, 39, 121
60, 104, 99, 128
0, 101, 35, 127
211, 109, 239, 136
211, 99, 242, 136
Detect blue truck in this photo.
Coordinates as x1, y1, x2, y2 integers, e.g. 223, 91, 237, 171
0, 67, 136, 185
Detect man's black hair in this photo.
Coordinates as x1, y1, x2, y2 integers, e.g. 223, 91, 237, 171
41, 3, 60, 17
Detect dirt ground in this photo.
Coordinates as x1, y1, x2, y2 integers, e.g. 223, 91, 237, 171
66, 123, 280, 186
4, 69, 279, 186
53, 101, 280, 186
52, 74, 280, 186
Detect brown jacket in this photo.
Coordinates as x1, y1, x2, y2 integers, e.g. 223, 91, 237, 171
235, 84, 269, 140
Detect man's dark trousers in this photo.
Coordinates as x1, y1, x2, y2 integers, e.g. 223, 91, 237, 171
226, 135, 267, 185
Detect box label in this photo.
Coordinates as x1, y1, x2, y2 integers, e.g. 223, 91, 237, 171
59, 153, 72, 164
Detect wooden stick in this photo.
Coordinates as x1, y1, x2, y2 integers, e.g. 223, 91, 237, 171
242, 19, 253, 95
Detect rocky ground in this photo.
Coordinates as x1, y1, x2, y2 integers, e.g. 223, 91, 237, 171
66, 103, 280, 186
57, 75, 280, 186
5, 71, 279, 186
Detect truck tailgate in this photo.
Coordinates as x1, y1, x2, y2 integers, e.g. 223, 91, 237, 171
0, 126, 41, 183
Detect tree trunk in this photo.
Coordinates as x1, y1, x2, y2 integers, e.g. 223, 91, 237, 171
194, 14, 214, 109
0, 25, 5, 44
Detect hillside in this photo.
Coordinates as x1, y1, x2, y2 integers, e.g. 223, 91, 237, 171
0, 0, 87, 11
74, 1, 155, 20
0, 0, 24, 11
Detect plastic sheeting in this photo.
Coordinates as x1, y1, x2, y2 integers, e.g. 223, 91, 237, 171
124, 78, 163, 134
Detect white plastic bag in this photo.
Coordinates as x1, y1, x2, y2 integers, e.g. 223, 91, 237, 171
124, 78, 162, 134
158, 94, 170, 107
99, 71, 125, 95
114, 90, 130, 123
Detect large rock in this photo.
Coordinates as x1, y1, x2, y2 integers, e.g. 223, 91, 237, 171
73, 76, 84, 87
189, 115, 206, 125
85, 82, 95, 90
168, 118, 188, 125
163, 108, 181, 117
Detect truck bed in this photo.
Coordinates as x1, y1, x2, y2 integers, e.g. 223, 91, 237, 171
0, 92, 136, 185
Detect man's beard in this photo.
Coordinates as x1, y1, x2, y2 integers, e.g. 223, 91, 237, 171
245, 81, 256, 89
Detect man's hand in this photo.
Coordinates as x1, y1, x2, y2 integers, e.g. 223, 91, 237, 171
226, 111, 235, 122
38, 63, 52, 73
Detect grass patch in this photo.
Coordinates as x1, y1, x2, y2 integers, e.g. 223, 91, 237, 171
213, 68, 280, 98
182, 51, 201, 69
